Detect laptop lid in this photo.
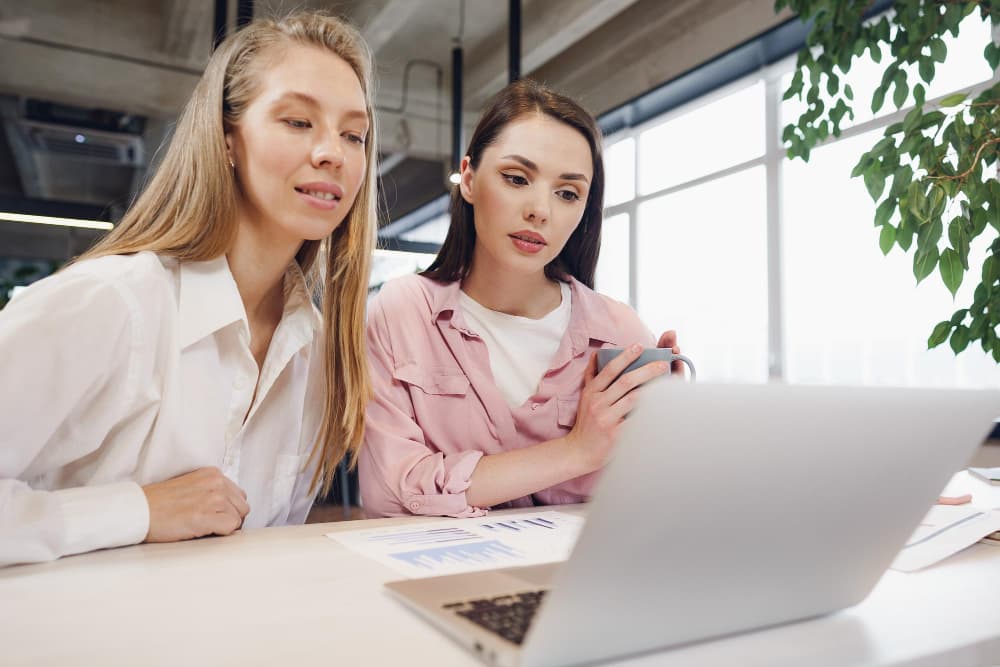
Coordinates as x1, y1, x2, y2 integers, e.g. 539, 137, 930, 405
520, 382, 998, 667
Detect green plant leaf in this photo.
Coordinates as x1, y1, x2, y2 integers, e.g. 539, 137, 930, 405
893, 72, 909, 109
930, 37, 947, 63
844, 84, 854, 100
950, 325, 971, 353
938, 92, 968, 107
879, 223, 896, 254
919, 58, 935, 85
914, 244, 940, 283
950, 308, 969, 326
864, 170, 887, 200
928, 320, 952, 348
939, 248, 963, 297
985, 42, 1000, 71
872, 84, 887, 114
949, 216, 971, 270
874, 197, 895, 227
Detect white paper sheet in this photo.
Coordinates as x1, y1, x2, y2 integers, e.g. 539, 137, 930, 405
890, 505, 1000, 572
327, 511, 584, 578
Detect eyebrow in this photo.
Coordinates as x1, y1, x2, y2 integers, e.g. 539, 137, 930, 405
272, 91, 368, 122
500, 154, 589, 183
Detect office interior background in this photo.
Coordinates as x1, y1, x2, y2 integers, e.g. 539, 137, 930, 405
1, 0, 998, 394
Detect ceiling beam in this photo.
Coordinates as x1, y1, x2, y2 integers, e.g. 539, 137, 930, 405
464, 0, 640, 108
161, 0, 211, 65
532, 0, 794, 118
0, 37, 199, 118
361, 0, 423, 54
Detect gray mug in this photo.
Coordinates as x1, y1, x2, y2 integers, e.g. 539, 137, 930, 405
596, 347, 696, 382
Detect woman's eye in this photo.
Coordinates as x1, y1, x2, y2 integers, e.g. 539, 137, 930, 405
345, 133, 366, 145
502, 173, 528, 186
284, 119, 311, 129
557, 190, 581, 202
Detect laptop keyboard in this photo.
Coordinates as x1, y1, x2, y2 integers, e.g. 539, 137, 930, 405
443, 590, 547, 646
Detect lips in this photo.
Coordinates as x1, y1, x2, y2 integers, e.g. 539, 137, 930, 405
295, 182, 344, 203
509, 230, 546, 245
294, 182, 345, 211
509, 229, 547, 255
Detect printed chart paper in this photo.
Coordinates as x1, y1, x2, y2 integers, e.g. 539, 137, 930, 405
327, 511, 584, 578
891, 505, 1000, 572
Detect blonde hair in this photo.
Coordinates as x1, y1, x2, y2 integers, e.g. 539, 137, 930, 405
79, 12, 377, 497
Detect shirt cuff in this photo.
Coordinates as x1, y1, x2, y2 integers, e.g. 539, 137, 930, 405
53, 481, 150, 557
404, 450, 488, 517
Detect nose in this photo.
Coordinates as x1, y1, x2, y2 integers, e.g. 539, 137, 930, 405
312, 133, 345, 169
524, 192, 550, 225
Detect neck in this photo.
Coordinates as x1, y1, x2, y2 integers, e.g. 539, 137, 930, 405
227, 212, 302, 322
462, 248, 563, 319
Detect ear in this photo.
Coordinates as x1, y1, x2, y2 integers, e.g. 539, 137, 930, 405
224, 132, 234, 163
458, 156, 475, 204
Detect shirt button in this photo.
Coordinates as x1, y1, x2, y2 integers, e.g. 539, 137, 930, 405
409, 501, 421, 511
531, 403, 539, 411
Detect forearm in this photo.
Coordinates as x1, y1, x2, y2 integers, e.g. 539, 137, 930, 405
0, 480, 149, 567
465, 436, 596, 509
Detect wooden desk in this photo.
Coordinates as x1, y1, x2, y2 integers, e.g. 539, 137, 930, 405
2, 474, 999, 666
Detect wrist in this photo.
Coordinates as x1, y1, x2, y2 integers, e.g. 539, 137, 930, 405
559, 434, 601, 477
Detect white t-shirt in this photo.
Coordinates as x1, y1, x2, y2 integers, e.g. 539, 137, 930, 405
458, 282, 572, 408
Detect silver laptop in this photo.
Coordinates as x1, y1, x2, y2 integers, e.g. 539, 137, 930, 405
386, 382, 998, 667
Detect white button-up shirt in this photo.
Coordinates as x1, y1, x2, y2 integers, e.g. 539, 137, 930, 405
0, 251, 324, 566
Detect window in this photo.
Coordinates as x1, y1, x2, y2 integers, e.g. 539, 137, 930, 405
602, 11, 1000, 390
637, 167, 769, 383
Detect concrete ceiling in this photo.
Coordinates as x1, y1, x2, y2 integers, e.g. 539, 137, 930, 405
0, 0, 792, 261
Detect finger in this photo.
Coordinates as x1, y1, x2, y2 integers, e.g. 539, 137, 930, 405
592, 344, 644, 393
656, 330, 677, 349
936, 494, 972, 505
604, 360, 669, 406
221, 483, 250, 518
220, 476, 250, 505
212, 510, 243, 536
582, 351, 598, 387
605, 390, 640, 423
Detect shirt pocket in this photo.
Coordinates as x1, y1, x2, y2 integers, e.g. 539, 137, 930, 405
557, 397, 578, 430
269, 452, 301, 525
392, 364, 477, 448
393, 364, 470, 396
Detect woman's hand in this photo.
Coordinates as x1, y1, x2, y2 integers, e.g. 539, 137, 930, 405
142, 467, 250, 543
565, 344, 669, 473
656, 329, 688, 377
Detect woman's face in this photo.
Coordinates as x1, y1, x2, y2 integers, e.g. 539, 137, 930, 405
227, 44, 369, 247
461, 113, 592, 278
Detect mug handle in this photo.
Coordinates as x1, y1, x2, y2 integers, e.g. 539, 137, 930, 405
673, 354, 696, 382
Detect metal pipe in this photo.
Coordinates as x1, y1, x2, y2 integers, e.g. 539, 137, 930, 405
509, 0, 521, 82
236, 0, 254, 28
452, 45, 463, 177
212, 0, 228, 50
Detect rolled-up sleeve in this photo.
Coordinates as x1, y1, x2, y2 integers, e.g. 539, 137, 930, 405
359, 294, 486, 518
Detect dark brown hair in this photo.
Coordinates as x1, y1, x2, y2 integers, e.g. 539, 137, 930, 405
421, 78, 605, 288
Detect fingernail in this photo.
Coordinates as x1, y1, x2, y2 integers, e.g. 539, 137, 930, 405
631, 344, 642, 353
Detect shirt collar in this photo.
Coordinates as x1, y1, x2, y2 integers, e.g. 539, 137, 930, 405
178, 255, 319, 350
426, 274, 620, 348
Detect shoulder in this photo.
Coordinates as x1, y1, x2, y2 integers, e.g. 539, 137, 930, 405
569, 279, 654, 346
370, 273, 449, 320
13, 251, 175, 316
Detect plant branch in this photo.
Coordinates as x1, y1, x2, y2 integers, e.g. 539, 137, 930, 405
926, 136, 1000, 180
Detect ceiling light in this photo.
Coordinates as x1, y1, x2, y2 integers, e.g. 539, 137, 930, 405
0, 212, 113, 231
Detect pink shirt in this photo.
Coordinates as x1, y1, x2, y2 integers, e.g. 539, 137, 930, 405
359, 274, 654, 517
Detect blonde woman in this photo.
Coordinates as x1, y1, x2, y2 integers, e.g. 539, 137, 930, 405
0, 12, 376, 566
